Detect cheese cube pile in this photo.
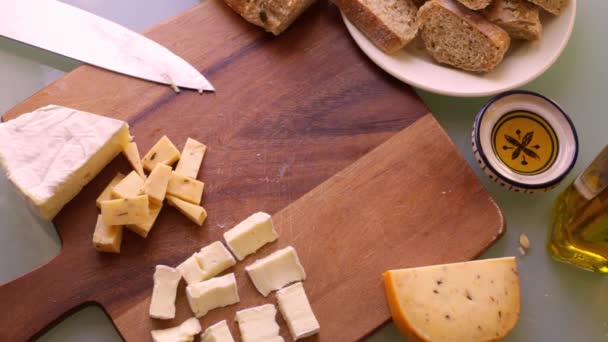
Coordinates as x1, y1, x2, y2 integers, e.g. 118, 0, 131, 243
93, 136, 208, 253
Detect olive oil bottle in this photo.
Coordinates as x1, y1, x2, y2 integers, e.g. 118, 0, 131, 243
550, 146, 608, 273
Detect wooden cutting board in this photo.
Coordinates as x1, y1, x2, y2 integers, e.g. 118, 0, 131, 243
0, 0, 504, 340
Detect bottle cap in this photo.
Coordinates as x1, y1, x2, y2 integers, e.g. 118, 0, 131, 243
472, 90, 578, 194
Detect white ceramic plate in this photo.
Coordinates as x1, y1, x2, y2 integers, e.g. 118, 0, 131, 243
341, 1, 577, 97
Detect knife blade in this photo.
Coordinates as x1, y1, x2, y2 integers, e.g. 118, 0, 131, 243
0, 0, 214, 92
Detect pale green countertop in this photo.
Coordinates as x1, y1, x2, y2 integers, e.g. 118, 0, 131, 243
0, 1, 606, 341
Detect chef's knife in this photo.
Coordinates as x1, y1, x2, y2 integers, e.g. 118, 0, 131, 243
0, 0, 214, 92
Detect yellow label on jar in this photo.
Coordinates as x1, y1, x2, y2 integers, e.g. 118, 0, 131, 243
491, 111, 558, 175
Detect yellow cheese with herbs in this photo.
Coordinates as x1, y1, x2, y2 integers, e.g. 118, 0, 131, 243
92, 214, 123, 253
111, 170, 144, 199
123, 142, 146, 179
142, 135, 181, 172
167, 172, 204, 204
127, 203, 163, 238
167, 195, 207, 226
100, 195, 150, 226
143, 164, 172, 205
175, 138, 207, 179
383, 257, 520, 342
96, 173, 125, 208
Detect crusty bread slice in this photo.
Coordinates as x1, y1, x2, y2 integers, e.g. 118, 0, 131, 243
484, 0, 542, 40
527, 0, 568, 15
418, 0, 511, 73
455, 0, 492, 10
334, 0, 419, 54
223, 0, 316, 35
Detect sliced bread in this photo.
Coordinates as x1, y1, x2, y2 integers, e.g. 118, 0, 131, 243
334, 0, 419, 54
455, 0, 492, 10
223, 0, 316, 35
418, 0, 511, 73
527, 0, 568, 15
484, 0, 542, 41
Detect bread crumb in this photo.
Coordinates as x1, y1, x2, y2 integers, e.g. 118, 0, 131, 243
518, 246, 526, 256
519, 233, 531, 249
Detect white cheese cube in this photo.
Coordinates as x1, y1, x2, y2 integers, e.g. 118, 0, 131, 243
167, 172, 204, 204
142, 163, 172, 205
100, 195, 149, 226
142, 135, 180, 172
186, 273, 239, 318
201, 320, 235, 342
175, 138, 207, 179
149, 265, 181, 319
235, 304, 283, 342
177, 253, 205, 285
92, 214, 122, 253
196, 241, 236, 281
151, 317, 201, 342
0, 105, 131, 220
224, 212, 278, 261
276, 282, 320, 340
245, 246, 306, 297
111, 170, 144, 199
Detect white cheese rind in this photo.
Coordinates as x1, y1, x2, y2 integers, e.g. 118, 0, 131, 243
235, 304, 283, 342
0, 105, 130, 220
149, 265, 181, 319
186, 273, 239, 318
245, 246, 306, 297
201, 320, 235, 342
224, 212, 278, 261
151, 317, 202, 342
276, 282, 320, 340
196, 241, 237, 281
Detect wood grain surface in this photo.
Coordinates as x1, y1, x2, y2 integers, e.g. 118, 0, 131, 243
0, 0, 504, 341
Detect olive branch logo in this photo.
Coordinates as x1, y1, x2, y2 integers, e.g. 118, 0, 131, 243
502, 130, 540, 166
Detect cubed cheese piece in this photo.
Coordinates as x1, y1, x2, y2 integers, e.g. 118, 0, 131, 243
175, 138, 207, 179
95, 173, 125, 208
276, 282, 320, 340
383, 257, 520, 342
235, 304, 283, 342
196, 241, 237, 281
123, 142, 146, 178
151, 317, 201, 342
0, 105, 131, 220
111, 170, 144, 199
167, 195, 207, 226
149, 265, 181, 319
245, 246, 306, 297
92, 214, 123, 253
177, 253, 206, 285
186, 273, 239, 318
100, 195, 149, 226
202, 320, 235, 342
142, 163, 172, 205
224, 212, 278, 261
142, 135, 180, 171
126, 203, 162, 238
167, 172, 204, 204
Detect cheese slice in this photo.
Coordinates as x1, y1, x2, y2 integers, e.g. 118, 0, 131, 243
196, 241, 237, 281
245, 246, 306, 297
276, 282, 320, 340
96, 173, 125, 208
175, 138, 207, 179
142, 163, 172, 205
167, 172, 204, 204
186, 273, 240, 318
100, 195, 149, 226
201, 320, 235, 342
142, 135, 181, 172
92, 214, 122, 253
111, 170, 144, 199
151, 317, 201, 342
235, 304, 283, 342
0, 105, 131, 220
126, 203, 162, 238
149, 265, 181, 319
123, 142, 146, 178
167, 195, 207, 226
224, 212, 278, 261
383, 257, 520, 342
177, 253, 206, 285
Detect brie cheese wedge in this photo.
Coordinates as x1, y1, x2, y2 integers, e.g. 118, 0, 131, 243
201, 320, 235, 342
151, 317, 201, 342
245, 246, 306, 297
235, 304, 284, 342
149, 265, 181, 319
196, 241, 236, 281
224, 212, 278, 261
186, 273, 239, 318
276, 282, 320, 340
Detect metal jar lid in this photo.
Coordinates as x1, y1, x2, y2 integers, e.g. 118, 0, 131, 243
472, 90, 578, 194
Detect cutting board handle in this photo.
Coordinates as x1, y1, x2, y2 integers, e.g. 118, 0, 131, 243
0, 252, 86, 341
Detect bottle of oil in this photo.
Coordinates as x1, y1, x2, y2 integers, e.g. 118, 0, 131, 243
550, 146, 608, 273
